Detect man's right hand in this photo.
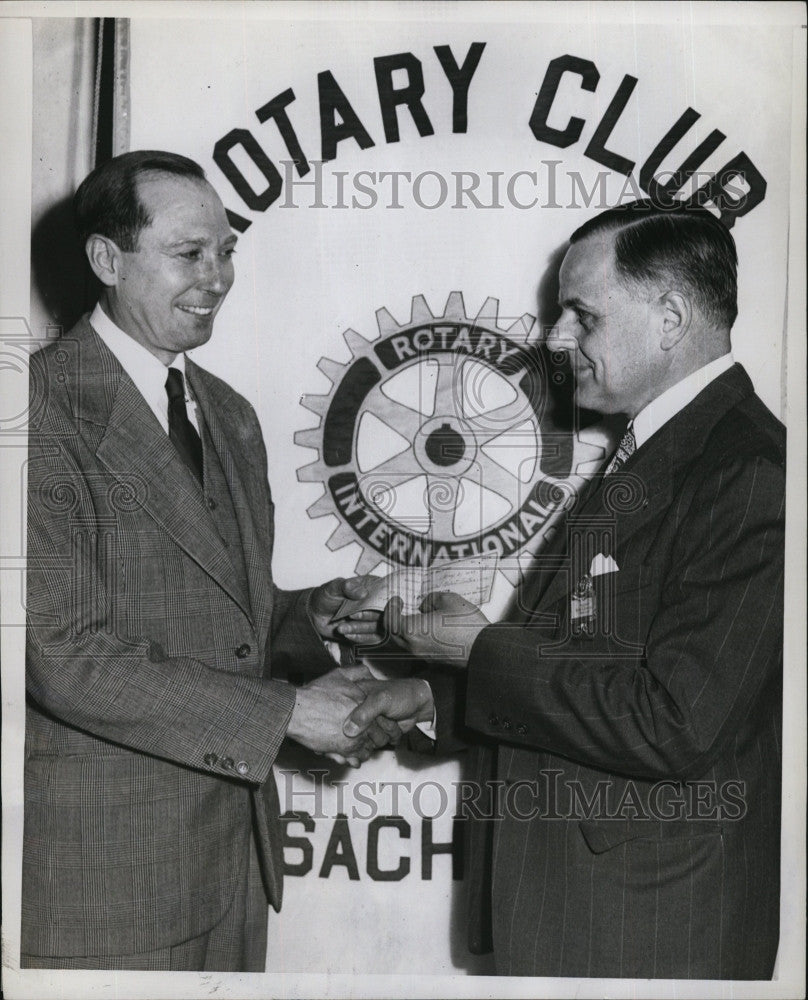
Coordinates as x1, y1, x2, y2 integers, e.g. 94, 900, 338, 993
343, 677, 435, 739
286, 665, 396, 766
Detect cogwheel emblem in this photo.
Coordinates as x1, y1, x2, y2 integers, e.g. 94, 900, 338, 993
296, 292, 605, 583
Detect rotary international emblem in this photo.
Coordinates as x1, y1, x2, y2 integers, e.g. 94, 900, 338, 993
295, 292, 604, 582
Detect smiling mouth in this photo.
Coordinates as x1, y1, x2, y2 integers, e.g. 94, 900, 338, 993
177, 304, 215, 317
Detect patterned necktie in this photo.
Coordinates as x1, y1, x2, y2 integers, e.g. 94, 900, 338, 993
603, 425, 636, 476
165, 367, 204, 485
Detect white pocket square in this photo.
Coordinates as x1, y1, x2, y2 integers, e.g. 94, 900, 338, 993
590, 553, 619, 577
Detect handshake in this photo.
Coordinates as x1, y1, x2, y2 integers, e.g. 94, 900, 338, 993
286, 664, 436, 767
285, 573, 492, 766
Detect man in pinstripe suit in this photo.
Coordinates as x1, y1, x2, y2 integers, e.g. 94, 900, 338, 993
23, 150, 389, 971
345, 202, 785, 979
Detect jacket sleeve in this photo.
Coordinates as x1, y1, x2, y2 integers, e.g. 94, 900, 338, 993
406, 668, 473, 756
464, 452, 785, 780
268, 585, 339, 680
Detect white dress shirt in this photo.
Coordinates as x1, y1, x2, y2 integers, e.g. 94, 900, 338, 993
89, 302, 200, 433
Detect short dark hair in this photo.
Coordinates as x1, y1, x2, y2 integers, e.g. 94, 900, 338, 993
570, 200, 738, 329
74, 150, 207, 252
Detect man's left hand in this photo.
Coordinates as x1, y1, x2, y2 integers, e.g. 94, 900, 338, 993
309, 576, 384, 643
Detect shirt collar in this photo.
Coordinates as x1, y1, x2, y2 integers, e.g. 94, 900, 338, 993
631, 353, 735, 449
89, 302, 187, 434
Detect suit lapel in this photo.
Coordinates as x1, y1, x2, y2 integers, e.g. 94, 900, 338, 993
530, 364, 754, 615
71, 321, 250, 614
188, 363, 274, 644
512, 507, 572, 621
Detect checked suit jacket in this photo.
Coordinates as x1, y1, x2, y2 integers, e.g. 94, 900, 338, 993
425, 364, 785, 979
23, 317, 335, 958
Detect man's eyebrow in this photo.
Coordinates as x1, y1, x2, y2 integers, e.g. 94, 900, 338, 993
165, 234, 239, 248
165, 237, 206, 248
559, 295, 591, 310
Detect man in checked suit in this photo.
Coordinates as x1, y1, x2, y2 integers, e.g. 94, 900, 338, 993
23, 150, 390, 971
344, 201, 786, 979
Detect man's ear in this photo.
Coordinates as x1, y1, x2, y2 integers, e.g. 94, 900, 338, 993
85, 234, 123, 287
658, 291, 692, 350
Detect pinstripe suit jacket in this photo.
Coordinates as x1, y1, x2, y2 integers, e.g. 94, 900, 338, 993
427, 364, 785, 978
23, 317, 335, 957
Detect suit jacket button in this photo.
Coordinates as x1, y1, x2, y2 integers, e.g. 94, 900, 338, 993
236, 643, 251, 658
516, 724, 527, 735
204, 752, 218, 766
488, 714, 499, 726
221, 757, 234, 770
206, 496, 217, 510
236, 761, 249, 776
502, 719, 511, 730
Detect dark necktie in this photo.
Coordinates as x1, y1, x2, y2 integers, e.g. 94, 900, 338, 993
165, 367, 204, 485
